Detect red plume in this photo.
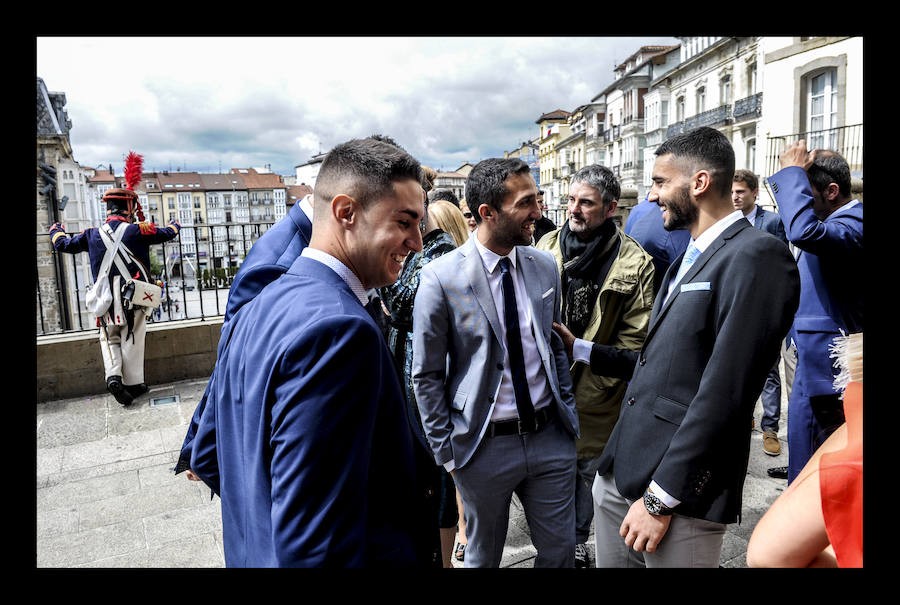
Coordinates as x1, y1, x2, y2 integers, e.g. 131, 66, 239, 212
124, 151, 144, 191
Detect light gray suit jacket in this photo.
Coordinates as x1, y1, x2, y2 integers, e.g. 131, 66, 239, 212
411, 236, 579, 470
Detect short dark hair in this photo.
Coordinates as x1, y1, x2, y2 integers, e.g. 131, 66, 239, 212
733, 169, 758, 191
465, 158, 531, 224
807, 150, 851, 198
655, 126, 735, 198
571, 164, 620, 205
314, 138, 422, 210
430, 188, 460, 207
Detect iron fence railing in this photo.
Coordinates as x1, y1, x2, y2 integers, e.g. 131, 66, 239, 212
764, 123, 863, 178
37, 221, 277, 336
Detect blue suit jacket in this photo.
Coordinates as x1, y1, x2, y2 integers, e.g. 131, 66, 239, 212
190, 256, 418, 566
625, 200, 690, 294
225, 202, 313, 320
177, 203, 312, 471
767, 166, 863, 397
750, 206, 788, 245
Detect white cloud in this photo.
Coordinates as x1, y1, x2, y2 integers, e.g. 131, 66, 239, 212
37, 36, 678, 174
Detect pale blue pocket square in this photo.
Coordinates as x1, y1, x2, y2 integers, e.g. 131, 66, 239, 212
681, 281, 711, 292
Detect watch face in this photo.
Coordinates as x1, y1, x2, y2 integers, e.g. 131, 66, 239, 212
645, 493, 660, 514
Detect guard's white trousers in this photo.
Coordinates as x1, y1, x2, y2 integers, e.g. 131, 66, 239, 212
99, 309, 147, 386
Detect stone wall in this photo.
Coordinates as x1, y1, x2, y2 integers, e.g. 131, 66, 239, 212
36, 318, 223, 403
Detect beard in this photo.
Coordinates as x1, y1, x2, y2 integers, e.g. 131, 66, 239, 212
662, 185, 698, 231
494, 210, 535, 248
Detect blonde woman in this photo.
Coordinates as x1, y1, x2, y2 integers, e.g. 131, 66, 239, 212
428, 200, 470, 248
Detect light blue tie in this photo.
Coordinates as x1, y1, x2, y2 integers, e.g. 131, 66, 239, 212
673, 242, 701, 285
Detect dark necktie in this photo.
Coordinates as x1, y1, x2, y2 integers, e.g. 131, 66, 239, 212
499, 257, 535, 431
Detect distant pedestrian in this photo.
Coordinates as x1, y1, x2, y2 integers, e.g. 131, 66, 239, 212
732, 169, 791, 457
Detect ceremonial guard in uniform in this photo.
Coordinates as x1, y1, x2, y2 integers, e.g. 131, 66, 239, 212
49, 152, 180, 405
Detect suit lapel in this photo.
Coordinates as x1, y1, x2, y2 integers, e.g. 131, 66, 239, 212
646, 219, 748, 343
461, 238, 504, 347
516, 247, 545, 327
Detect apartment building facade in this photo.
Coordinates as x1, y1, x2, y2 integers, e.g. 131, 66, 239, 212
536, 109, 572, 208
759, 36, 863, 197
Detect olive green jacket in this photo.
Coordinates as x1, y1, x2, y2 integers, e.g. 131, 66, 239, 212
535, 225, 655, 458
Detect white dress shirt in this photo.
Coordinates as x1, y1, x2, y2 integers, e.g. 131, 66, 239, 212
742, 204, 758, 227
472, 234, 553, 422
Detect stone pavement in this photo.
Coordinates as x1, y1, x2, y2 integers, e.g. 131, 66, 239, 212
36, 376, 790, 568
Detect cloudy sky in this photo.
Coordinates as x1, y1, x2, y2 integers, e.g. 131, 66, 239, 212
37, 36, 678, 177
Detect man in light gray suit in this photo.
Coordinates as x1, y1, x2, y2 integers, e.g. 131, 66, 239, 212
412, 157, 579, 568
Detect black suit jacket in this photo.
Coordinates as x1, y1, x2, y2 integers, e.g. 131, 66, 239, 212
593, 218, 799, 524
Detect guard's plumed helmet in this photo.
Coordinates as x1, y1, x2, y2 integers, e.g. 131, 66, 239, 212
103, 151, 145, 222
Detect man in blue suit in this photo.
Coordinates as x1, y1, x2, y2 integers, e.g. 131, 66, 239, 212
624, 196, 690, 296
765, 141, 862, 484
175, 193, 313, 476
187, 137, 429, 566
732, 169, 790, 457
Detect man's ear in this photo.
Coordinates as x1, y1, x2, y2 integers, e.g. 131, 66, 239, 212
691, 170, 712, 198
823, 182, 841, 202
478, 203, 493, 223
331, 194, 357, 226
605, 199, 619, 219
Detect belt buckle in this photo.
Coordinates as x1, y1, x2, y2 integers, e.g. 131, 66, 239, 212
517, 419, 529, 435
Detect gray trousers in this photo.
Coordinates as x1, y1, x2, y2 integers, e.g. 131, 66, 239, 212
453, 415, 576, 567
592, 472, 726, 568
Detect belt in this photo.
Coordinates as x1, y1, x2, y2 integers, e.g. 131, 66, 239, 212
486, 405, 555, 437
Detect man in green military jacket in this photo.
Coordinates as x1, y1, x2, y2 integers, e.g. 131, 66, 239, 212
535, 164, 655, 567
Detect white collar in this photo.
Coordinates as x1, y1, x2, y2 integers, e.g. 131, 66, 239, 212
691, 210, 745, 253
473, 229, 517, 274
828, 199, 860, 220
300, 247, 368, 306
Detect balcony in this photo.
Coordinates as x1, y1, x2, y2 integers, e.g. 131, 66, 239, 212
667, 105, 733, 138
765, 123, 863, 178
733, 92, 763, 121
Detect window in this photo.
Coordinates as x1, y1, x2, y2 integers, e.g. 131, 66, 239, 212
676, 96, 685, 122
696, 87, 706, 114
746, 62, 757, 95
720, 76, 732, 106
746, 138, 756, 173
661, 100, 668, 127
808, 69, 838, 149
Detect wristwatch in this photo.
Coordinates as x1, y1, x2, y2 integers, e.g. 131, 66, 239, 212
643, 487, 675, 516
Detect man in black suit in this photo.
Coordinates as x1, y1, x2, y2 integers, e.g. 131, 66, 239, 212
556, 127, 800, 567
732, 169, 792, 458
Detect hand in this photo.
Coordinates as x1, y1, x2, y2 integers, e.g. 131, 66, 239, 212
779, 140, 818, 171
185, 469, 202, 482
620, 498, 672, 554
49, 222, 63, 233
552, 322, 575, 359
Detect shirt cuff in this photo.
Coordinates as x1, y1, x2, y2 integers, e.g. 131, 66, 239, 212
650, 480, 681, 508
573, 337, 592, 364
